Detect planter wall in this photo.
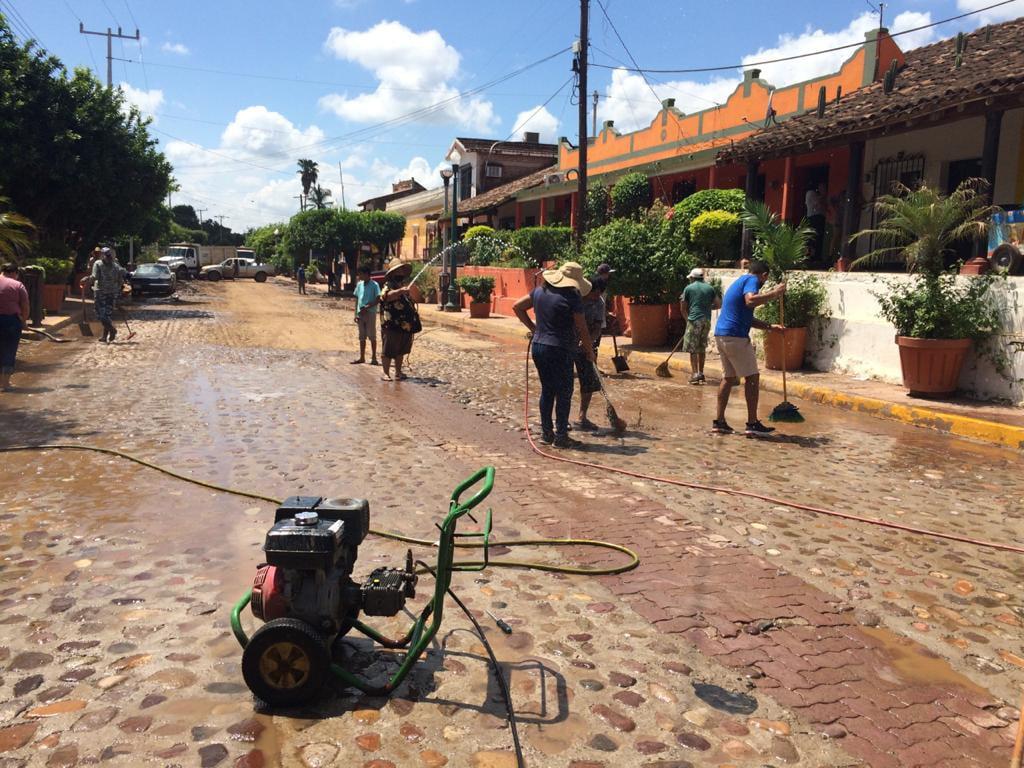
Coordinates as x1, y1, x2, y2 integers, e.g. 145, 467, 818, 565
41, 284, 66, 313
896, 336, 972, 397
628, 303, 669, 347
763, 326, 808, 371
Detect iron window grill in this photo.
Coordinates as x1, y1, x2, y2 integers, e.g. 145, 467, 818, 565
869, 153, 925, 258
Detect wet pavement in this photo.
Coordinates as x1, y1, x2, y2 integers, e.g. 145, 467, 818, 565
0, 278, 1020, 767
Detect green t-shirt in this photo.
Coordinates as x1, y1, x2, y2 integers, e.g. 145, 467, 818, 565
682, 280, 717, 322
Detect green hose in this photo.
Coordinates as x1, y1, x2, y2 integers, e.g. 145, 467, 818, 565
0, 444, 640, 576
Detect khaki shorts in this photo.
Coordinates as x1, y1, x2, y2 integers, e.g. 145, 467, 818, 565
716, 336, 759, 379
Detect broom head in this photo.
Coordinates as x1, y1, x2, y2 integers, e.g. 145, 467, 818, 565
654, 361, 672, 378
769, 400, 804, 423
606, 402, 628, 435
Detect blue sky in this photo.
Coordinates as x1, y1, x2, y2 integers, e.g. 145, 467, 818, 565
6, 0, 1022, 230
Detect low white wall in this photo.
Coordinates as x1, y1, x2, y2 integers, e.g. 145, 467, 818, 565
706, 270, 1024, 405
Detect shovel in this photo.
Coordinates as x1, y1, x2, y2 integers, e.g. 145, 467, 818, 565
78, 285, 93, 336
610, 333, 629, 373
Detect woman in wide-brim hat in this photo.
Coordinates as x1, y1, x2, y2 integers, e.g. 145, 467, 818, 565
379, 259, 420, 381
512, 261, 594, 449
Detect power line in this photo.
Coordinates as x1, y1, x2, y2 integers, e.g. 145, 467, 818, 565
497, 75, 574, 144
590, 0, 1020, 74
121, 0, 149, 91
1, 1, 40, 45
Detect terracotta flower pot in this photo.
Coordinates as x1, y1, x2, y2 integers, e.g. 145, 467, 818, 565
763, 326, 808, 371
895, 336, 972, 397
469, 301, 491, 319
628, 303, 668, 347
41, 284, 66, 313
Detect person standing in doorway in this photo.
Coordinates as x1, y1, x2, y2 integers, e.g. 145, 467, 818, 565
712, 260, 785, 436
0, 264, 30, 391
296, 263, 307, 295
680, 268, 720, 385
82, 247, 125, 343
805, 182, 826, 265
351, 264, 380, 365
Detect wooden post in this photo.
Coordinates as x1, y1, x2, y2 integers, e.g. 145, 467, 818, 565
741, 159, 758, 262
570, 191, 578, 230
837, 140, 865, 272
780, 155, 795, 222
539, 197, 547, 227
514, 201, 522, 230
708, 164, 718, 189
963, 110, 1004, 275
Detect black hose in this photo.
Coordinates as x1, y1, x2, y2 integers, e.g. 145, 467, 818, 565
417, 561, 524, 768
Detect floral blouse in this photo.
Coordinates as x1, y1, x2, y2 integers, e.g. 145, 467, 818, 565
380, 287, 420, 333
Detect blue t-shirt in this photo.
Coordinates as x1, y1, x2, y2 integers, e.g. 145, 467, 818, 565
355, 278, 381, 314
531, 285, 583, 351
714, 274, 761, 338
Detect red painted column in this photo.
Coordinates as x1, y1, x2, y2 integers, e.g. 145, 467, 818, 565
708, 165, 718, 189
539, 197, 547, 227
780, 156, 794, 222
514, 201, 522, 230
570, 192, 577, 230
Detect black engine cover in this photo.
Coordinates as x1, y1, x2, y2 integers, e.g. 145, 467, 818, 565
361, 567, 412, 616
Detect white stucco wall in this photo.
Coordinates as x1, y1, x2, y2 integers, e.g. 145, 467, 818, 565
707, 270, 1024, 405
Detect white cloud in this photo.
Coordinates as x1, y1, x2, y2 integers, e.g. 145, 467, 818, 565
599, 10, 940, 134
318, 21, 497, 132
161, 42, 190, 56
511, 106, 559, 143
220, 106, 326, 158
957, 0, 1024, 24
118, 82, 164, 121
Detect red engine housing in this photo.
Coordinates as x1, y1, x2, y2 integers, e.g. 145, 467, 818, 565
251, 564, 288, 621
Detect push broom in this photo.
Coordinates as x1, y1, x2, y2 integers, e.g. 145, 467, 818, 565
592, 361, 628, 435
768, 295, 804, 423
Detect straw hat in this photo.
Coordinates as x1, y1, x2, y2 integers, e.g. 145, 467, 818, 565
384, 258, 412, 279
541, 261, 591, 296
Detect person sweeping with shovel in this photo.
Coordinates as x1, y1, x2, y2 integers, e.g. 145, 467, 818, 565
712, 259, 786, 436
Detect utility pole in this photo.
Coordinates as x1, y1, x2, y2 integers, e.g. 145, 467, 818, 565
214, 215, 228, 228
592, 90, 599, 137
79, 23, 140, 87
338, 163, 347, 210
574, 0, 589, 252
195, 208, 208, 227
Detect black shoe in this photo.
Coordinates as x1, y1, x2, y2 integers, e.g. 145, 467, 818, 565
108, 327, 117, 342
576, 418, 598, 431
100, 330, 109, 343
711, 419, 734, 434
539, 428, 555, 444
745, 420, 776, 436
552, 434, 583, 449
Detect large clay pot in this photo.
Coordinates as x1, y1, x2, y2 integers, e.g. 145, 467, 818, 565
41, 284, 66, 313
763, 326, 808, 371
628, 302, 668, 347
896, 336, 972, 397
469, 301, 491, 319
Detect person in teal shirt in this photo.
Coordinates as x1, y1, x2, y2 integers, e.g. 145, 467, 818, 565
352, 264, 381, 365
680, 268, 721, 385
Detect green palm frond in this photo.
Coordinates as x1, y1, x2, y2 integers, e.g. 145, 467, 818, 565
741, 199, 813, 279
0, 197, 35, 260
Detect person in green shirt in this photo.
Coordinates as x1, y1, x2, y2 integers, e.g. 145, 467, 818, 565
680, 268, 720, 384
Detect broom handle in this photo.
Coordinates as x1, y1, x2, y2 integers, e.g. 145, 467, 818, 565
1011, 686, 1024, 768
779, 294, 788, 401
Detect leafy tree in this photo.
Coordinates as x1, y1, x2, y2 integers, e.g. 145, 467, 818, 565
171, 204, 200, 230
509, 226, 572, 266
689, 210, 741, 265
610, 173, 651, 219
464, 225, 495, 242
308, 185, 332, 210
297, 159, 318, 197
167, 221, 207, 245
245, 223, 286, 262
665, 188, 745, 253
0, 21, 172, 267
581, 218, 684, 304
359, 210, 406, 258
0, 196, 34, 260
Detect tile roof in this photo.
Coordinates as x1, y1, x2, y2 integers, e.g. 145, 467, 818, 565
718, 18, 1024, 163
458, 165, 556, 215
357, 180, 426, 209
455, 137, 558, 156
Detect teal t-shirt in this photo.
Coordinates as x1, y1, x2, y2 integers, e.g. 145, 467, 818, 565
681, 280, 717, 322
355, 279, 381, 314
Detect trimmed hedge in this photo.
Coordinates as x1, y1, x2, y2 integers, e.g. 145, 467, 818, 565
509, 226, 572, 266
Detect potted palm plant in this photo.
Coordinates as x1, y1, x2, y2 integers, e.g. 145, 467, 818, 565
456, 276, 494, 318
742, 201, 825, 370
851, 178, 1001, 397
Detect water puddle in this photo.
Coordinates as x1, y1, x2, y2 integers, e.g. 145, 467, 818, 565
861, 626, 989, 696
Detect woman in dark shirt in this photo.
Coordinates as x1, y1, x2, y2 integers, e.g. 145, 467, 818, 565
513, 262, 594, 448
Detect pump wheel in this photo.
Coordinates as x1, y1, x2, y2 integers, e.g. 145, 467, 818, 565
242, 618, 329, 707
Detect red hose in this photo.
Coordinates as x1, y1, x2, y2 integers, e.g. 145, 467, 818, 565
522, 343, 1024, 556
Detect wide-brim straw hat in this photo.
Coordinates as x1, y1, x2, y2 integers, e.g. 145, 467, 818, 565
384, 259, 412, 279
542, 261, 591, 296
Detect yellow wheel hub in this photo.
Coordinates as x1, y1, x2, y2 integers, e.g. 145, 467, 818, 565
259, 641, 311, 689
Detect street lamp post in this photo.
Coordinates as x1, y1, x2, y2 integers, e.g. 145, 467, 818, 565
445, 163, 461, 311
439, 168, 453, 310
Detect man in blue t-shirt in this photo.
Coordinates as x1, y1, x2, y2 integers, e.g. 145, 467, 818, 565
713, 260, 786, 436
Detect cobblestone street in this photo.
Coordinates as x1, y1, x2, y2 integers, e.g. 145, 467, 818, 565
0, 279, 1021, 767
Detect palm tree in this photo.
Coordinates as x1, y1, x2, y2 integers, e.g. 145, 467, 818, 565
297, 159, 319, 197
850, 178, 997, 277
0, 196, 35, 260
308, 185, 332, 210
740, 200, 814, 280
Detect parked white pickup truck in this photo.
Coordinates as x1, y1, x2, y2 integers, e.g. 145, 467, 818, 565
200, 257, 275, 282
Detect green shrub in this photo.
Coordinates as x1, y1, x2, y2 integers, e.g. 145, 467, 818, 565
665, 188, 745, 253
585, 186, 611, 229
755, 271, 829, 328
610, 173, 651, 219
467, 235, 507, 266
456, 276, 495, 303
581, 218, 683, 304
873, 273, 1001, 341
27, 250, 74, 284
689, 210, 741, 265
464, 225, 495, 242
509, 226, 571, 266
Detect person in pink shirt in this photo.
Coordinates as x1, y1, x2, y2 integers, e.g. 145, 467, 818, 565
0, 263, 31, 390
